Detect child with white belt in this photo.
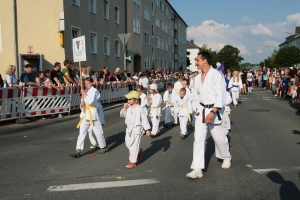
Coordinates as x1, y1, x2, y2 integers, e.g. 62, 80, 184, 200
163, 83, 177, 128
121, 91, 151, 168
173, 88, 192, 139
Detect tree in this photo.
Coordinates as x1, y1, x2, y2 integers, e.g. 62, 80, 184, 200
218, 45, 244, 72
275, 46, 300, 67
198, 44, 219, 68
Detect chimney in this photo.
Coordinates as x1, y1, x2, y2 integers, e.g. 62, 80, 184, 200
296, 27, 300, 34
191, 39, 194, 44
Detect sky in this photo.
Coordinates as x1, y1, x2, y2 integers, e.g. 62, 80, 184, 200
169, 0, 300, 64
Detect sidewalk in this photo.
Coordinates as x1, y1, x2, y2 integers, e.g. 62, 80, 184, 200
0, 102, 124, 135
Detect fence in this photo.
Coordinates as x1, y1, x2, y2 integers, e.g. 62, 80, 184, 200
0, 79, 177, 122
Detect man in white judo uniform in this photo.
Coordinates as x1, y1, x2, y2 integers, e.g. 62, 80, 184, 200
186, 52, 231, 179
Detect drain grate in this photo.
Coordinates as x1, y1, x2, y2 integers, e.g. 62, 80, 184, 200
248, 109, 270, 112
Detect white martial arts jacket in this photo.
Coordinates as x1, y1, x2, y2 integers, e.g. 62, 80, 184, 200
191, 67, 225, 125
189, 76, 196, 92
228, 78, 243, 92
80, 87, 102, 121
174, 81, 182, 94
147, 93, 162, 117
139, 93, 148, 113
173, 95, 192, 118
120, 105, 151, 145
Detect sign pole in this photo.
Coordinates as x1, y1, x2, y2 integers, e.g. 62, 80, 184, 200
124, 37, 126, 71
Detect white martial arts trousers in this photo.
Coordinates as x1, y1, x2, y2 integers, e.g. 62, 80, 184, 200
179, 116, 188, 135
165, 107, 177, 124
125, 131, 141, 163
191, 116, 231, 169
76, 119, 106, 150
151, 116, 160, 135
232, 91, 239, 105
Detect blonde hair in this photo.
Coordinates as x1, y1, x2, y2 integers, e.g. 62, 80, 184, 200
232, 71, 240, 82
181, 80, 187, 85
5, 65, 16, 75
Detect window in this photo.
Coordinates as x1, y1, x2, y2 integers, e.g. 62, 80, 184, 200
144, 56, 150, 69
144, 32, 150, 45
71, 26, 81, 39
71, 0, 80, 7
152, 47, 154, 60
160, 20, 163, 30
166, 7, 168, 16
161, 40, 164, 50
89, 0, 96, 14
156, 58, 160, 68
89, 32, 97, 54
114, 6, 120, 24
152, 24, 154, 37
165, 43, 168, 51
115, 39, 120, 57
151, 2, 154, 16
144, 7, 150, 21
133, 0, 140, 6
103, 36, 110, 56
156, 37, 160, 48
156, 0, 159, 7
156, 17, 160, 28
103, 0, 109, 20
133, 14, 140, 34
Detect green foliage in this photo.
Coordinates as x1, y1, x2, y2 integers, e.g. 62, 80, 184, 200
218, 45, 244, 72
275, 46, 300, 67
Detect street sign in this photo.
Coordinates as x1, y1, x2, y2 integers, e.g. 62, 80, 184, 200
72, 36, 86, 62
118, 33, 131, 45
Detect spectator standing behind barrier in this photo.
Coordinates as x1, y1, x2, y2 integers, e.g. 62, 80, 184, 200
81, 66, 89, 80
0, 74, 4, 87
5, 65, 20, 88
21, 64, 40, 87
69, 62, 81, 85
61, 60, 74, 85
50, 62, 64, 91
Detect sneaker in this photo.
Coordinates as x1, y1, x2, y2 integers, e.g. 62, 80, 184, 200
180, 134, 185, 139
150, 134, 157, 138
186, 169, 203, 179
137, 149, 143, 162
126, 162, 136, 169
221, 156, 232, 169
98, 146, 108, 154
163, 124, 168, 128
70, 150, 81, 158
274, 94, 277, 96
90, 144, 99, 149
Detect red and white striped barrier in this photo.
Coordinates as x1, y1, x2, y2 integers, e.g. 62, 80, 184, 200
21, 87, 71, 117
0, 88, 21, 121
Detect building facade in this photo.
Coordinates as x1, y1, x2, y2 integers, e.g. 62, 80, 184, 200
0, 0, 187, 79
186, 39, 200, 72
0, 0, 125, 77
279, 27, 300, 50
126, 0, 188, 73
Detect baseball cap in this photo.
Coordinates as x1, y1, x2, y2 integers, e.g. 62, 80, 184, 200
150, 83, 158, 92
124, 91, 140, 99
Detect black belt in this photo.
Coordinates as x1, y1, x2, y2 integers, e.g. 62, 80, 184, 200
200, 103, 221, 123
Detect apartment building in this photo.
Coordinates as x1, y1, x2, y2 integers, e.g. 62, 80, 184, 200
0, 0, 125, 77
126, 0, 188, 73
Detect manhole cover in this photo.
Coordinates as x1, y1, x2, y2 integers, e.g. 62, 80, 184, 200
248, 109, 270, 112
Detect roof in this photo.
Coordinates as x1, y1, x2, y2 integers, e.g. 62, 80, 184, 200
187, 40, 200, 49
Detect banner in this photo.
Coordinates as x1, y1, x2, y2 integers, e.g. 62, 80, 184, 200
72, 36, 86, 62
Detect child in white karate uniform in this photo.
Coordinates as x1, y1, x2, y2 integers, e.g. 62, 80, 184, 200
173, 88, 192, 139
147, 83, 162, 138
121, 91, 151, 168
163, 83, 177, 128
136, 85, 147, 113
174, 76, 184, 95
88, 101, 105, 149
70, 78, 108, 158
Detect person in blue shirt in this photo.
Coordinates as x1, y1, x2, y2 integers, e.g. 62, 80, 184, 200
280, 73, 289, 98
20, 64, 40, 87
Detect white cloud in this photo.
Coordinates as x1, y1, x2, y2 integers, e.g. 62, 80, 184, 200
187, 13, 300, 63
241, 16, 252, 23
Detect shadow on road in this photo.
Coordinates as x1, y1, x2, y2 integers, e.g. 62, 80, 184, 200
267, 171, 300, 200
139, 136, 172, 164
292, 130, 300, 145
106, 132, 126, 152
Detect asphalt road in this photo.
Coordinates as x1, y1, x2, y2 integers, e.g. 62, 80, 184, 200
0, 88, 300, 200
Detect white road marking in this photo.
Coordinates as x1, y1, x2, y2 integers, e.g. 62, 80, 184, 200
251, 167, 300, 174
47, 179, 160, 192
